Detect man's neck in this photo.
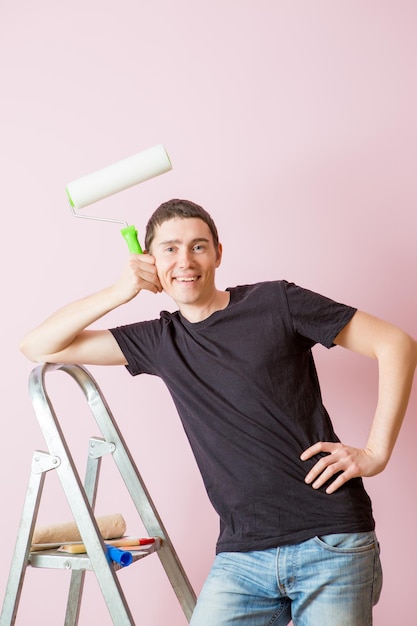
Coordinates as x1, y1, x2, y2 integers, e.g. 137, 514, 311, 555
179, 290, 230, 323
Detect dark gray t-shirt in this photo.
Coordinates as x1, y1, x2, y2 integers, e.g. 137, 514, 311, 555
110, 281, 375, 553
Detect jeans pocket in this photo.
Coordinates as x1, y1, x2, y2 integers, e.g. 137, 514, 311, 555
314, 531, 377, 553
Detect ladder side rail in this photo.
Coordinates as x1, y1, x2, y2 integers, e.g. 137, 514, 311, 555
0, 452, 55, 626
28, 366, 136, 625
111, 442, 197, 620
64, 448, 103, 626
38, 363, 197, 621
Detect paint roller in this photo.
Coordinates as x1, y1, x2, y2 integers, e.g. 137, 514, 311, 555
65, 144, 172, 253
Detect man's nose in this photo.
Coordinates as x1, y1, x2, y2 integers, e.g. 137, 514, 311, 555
178, 248, 192, 267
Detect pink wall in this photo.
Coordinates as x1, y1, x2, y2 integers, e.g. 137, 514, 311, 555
1, 1, 416, 624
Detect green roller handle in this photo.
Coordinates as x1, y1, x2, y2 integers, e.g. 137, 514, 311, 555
121, 224, 143, 254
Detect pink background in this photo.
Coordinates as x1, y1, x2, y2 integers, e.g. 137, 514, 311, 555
1, 1, 416, 624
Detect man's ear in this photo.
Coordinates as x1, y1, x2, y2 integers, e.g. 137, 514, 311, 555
215, 242, 223, 267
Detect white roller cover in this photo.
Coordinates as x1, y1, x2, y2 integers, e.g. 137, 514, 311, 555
66, 144, 172, 209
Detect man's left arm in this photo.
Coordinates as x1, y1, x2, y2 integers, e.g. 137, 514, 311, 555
301, 310, 417, 494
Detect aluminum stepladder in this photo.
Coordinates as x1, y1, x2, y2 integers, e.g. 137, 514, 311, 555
0, 362, 196, 625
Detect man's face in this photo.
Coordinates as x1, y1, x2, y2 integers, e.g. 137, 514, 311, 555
149, 217, 222, 308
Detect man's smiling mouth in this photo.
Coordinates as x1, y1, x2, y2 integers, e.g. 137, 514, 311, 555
174, 276, 199, 282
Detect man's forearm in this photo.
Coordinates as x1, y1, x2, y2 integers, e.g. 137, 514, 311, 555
302, 315, 417, 493
19, 253, 162, 363
19, 285, 126, 362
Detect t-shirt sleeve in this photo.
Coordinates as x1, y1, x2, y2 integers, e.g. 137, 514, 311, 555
283, 281, 357, 349
109, 318, 163, 376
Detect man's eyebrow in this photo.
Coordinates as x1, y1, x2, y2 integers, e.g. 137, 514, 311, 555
157, 238, 181, 247
157, 237, 210, 247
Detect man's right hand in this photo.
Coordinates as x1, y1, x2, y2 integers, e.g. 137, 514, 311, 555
113, 252, 163, 303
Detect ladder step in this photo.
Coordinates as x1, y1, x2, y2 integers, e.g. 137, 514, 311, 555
28, 537, 162, 571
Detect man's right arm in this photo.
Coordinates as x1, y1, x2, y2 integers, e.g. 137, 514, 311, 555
19, 254, 162, 365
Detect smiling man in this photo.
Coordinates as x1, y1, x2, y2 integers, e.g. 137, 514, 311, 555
20, 198, 417, 625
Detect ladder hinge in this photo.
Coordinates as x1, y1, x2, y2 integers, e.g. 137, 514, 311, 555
88, 437, 116, 459
32, 451, 61, 474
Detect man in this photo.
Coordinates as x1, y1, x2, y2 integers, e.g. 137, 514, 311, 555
20, 199, 416, 625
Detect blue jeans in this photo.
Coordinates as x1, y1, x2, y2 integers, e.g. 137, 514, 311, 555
190, 532, 382, 626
